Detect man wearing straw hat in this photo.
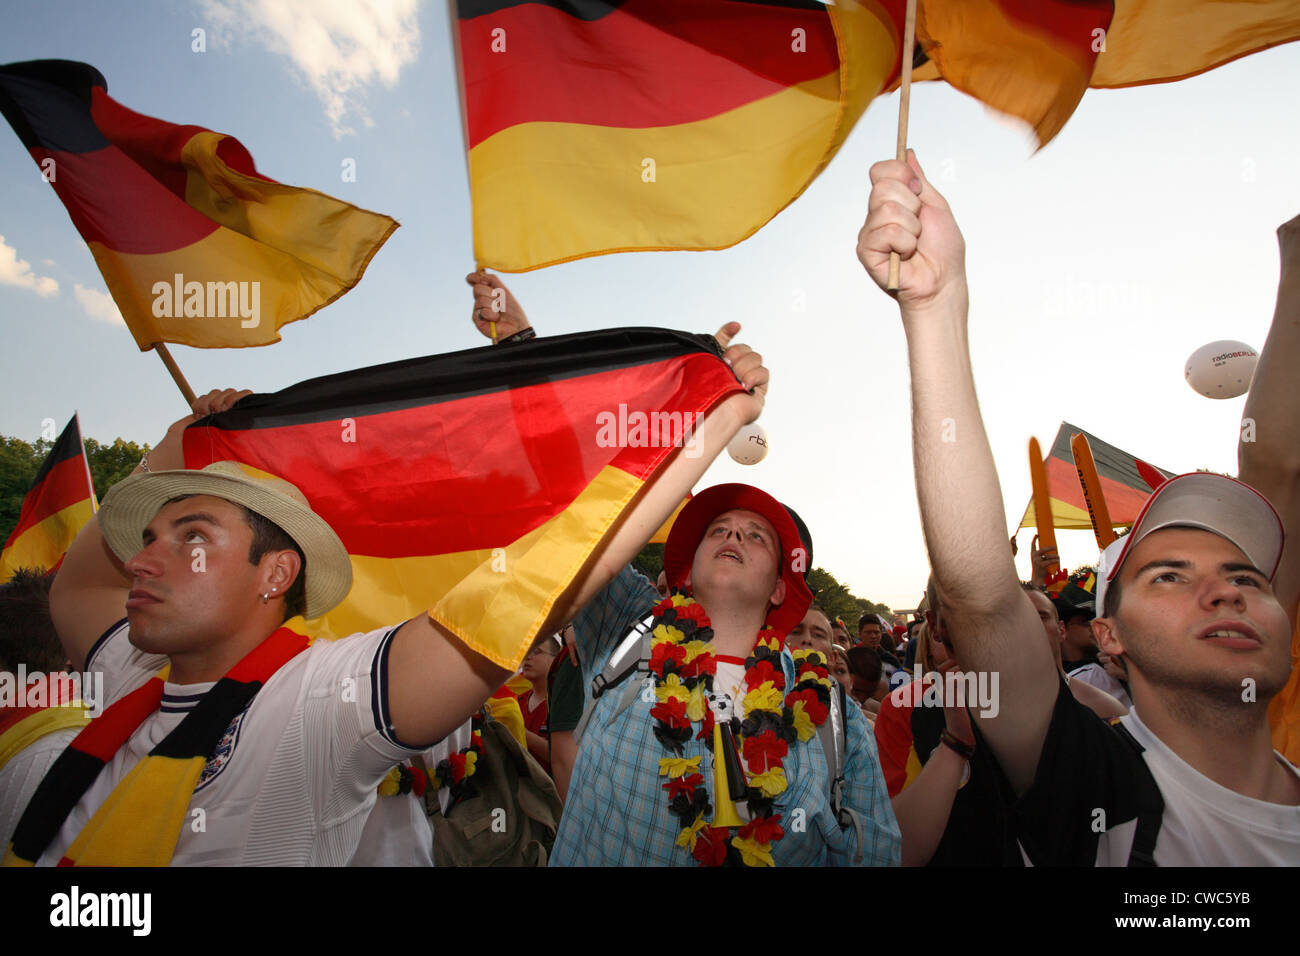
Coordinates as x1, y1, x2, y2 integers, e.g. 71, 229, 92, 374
7, 348, 769, 865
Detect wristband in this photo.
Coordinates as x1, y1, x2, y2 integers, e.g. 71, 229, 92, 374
939, 730, 974, 760
498, 326, 537, 346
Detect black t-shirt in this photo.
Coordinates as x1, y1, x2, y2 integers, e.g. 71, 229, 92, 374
972, 676, 1162, 866
911, 704, 1023, 866
546, 646, 585, 733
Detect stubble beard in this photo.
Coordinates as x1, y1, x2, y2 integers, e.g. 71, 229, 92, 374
1120, 624, 1289, 732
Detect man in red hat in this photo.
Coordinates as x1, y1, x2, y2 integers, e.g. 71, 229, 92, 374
550, 483, 900, 866
860, 151, 1300, 864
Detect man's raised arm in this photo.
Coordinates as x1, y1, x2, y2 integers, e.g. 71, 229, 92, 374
49, 389, 250, 670
857, 152, 1057, 794
1239, 213, 1300, 631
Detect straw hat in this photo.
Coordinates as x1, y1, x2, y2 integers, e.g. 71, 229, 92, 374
99, 461, 352, 620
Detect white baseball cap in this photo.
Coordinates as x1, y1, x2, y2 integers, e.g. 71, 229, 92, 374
1095, 473, 1283, 617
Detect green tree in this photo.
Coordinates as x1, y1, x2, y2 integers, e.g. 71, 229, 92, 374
632, 543, 664, 582
0, 435, 44, 543
807, 566, 891, 627
0, 432, 150, 546
84, 437, 149, 500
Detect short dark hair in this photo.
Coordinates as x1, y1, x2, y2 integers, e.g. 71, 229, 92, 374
1102, 574, 1122, 618
162, 495, 308, 622
1020, 582, 1058, 620
846, 646, 883, 685
0, 568, 65, 672
858, 613, 882, 632
242, 507, 307, 622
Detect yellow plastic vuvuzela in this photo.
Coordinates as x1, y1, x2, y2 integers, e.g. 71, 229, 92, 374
710, 722, 745, 829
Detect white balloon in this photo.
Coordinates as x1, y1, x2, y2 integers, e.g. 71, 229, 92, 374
727, 423, 769, 465
1184, 340, 1258, 400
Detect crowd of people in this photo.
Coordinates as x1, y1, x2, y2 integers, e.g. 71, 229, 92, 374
1, 151, 1298, 866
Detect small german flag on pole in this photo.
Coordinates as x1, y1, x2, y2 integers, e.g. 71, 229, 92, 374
0, 415, 97, 581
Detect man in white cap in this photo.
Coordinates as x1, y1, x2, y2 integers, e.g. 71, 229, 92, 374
859, 150, 1300, 864
7, 336, 769, 866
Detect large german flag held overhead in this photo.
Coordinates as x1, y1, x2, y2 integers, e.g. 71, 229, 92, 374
0, 60, 397, 350
457, 0, 905, 272
0, 415, 96, 581
182, 328, 742, 669
903, 1, 1300, 148
1019, 422, 1173, 532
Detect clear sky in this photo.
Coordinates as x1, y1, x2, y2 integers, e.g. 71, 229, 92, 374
2, 2, 1298, 610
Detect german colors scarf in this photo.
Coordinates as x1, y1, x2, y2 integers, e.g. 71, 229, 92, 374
3, 627, 308, 866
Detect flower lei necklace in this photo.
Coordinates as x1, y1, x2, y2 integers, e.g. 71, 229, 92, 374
379, 713, 484, 804
649, 591, 832, 866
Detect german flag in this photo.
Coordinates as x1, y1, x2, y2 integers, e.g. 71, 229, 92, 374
181, 327, 742, 669
902, 2, 1300, 148
0, 60, 397, 350
0, 415, 97, 581
457, 0, 905, 272
1019, 422, 1173, 533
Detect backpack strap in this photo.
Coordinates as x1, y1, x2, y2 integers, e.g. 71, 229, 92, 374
1109, 719, 1165, 867
573, 614, 655, 745
816, 679, 866, 862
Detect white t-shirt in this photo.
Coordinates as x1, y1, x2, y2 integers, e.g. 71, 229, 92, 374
1067, 661, 1133, 711
0, 726, 79, 849
1102, 709, 1300, 865
36, 619, 428, 866
1006, 679, 1300, 865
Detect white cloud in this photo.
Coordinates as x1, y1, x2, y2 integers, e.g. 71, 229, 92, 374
199, 0, 421, 137
0, 235, 59, 297
73, 283, 125, 326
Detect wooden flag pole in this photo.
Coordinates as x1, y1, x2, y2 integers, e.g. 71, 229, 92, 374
1028, 437, 1059, 578
887, 0, 918, 292
447, 2, 498, 344
151, 343, 197, 407
1071, 432, 1119, 549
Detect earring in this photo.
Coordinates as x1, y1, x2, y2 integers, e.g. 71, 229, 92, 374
260, 586, 279, 604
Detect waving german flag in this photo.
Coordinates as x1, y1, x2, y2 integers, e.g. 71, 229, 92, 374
0, 60, 397, 350
1020, 422, 1173, 533
456, 0, 904, 272
181, 328, 741, 669
0, 415, 97, 581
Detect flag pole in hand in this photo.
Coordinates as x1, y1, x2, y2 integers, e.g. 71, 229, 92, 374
888, 0, 918, 292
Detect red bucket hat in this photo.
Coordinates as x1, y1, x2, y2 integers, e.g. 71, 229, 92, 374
663, 483, 813, 634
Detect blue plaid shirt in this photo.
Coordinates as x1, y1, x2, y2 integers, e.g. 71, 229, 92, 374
550, 566, 901, 866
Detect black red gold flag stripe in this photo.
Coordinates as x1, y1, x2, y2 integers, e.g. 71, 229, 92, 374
1019, 421, 1173, 533
456, 0, 904, 271
181, 327, 742, 669
0, 60, 397, 350
0, 415, 96, 581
